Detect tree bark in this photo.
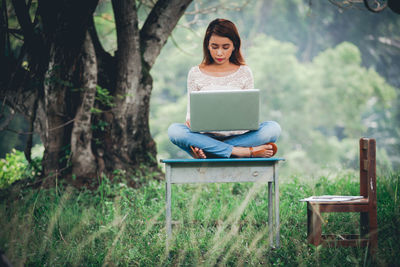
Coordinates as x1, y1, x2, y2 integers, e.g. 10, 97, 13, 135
70, 32, 97, 177
99, 0, 193, 172
36, 0, 99, 180
1, 0, 193, 184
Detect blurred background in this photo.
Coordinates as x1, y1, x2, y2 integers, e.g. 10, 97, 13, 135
1, 0, 399, 176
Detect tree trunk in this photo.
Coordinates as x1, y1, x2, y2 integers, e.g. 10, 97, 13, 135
37, 0, 99, 182
1, 0, 193, 185
70, 32, 98, 177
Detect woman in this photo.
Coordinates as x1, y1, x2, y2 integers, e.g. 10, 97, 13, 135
168, 18, 281, 159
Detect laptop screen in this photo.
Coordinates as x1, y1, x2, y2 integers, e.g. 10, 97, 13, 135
190, 89, 260, 132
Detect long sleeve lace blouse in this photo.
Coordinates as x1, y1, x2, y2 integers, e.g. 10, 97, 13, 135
186, 65, 254, 136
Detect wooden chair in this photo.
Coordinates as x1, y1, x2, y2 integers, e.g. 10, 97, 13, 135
306, 138, 377, 253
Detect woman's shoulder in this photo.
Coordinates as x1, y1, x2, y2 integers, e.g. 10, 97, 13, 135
188, 65, 201, 76
239, 64, 252, 73
235, 65, 253, 78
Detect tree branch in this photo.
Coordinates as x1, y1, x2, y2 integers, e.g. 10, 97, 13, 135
111, 0, 141, 98
139, 0, 193, 70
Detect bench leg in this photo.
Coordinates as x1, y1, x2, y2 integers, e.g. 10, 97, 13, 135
165, 166, 172, 250
268, 182, 273, 246
274, 164, 280, 247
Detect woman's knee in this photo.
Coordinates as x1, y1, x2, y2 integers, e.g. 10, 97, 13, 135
168, 123, 188, 143
260, 121, 281, 142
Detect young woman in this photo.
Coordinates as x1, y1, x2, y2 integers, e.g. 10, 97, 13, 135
168, 18, 281, 159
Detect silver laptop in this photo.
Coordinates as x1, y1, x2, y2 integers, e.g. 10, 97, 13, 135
190, 89, 260, 132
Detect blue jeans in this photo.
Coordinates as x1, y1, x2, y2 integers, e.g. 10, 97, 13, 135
168, 121, 281, 158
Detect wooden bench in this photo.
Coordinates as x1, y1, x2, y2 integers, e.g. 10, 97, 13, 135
161, 158, 284, 248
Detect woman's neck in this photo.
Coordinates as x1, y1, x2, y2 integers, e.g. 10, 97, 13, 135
199, 62, 240, 76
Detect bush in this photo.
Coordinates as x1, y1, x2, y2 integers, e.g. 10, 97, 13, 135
0, 145, 43, 188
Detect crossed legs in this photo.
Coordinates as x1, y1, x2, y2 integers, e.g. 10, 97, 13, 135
168, 121, 281, 158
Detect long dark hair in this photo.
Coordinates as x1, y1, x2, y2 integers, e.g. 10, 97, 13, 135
202, 18, 245, 66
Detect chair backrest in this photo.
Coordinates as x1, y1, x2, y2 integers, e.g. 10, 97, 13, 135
359, 138, 376, 203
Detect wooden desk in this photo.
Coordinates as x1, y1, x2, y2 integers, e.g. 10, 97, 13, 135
161, 158, 284, 248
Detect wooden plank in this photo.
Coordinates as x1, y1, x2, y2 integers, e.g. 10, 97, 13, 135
360, 138, 368, 197
368, 139, 378, 255
307, 198, 368, 205
362, 138, 369, 150
315, 203, 369, 213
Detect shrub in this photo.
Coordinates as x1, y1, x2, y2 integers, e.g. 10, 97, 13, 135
0, 145, 43, 188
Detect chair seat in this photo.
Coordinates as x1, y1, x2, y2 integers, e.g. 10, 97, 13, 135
308, 198, 370, 212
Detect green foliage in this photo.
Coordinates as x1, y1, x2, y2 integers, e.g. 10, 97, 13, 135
95, 85, 115, 108
90, 107, 103, 114
151, 31, 397, 174
0, 172, 398, 265
0, 145, 43, 188
0, 149, 27, 188
91, 120, 109, 131
245, 36, 396, 174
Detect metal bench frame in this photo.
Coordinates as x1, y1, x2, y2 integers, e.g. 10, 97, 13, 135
161, 158, 284, 248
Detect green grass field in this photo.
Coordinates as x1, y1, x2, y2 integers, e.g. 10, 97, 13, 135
0, 171, 399, 266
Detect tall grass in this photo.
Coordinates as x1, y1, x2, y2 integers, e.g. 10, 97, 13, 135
0, 171, 399, 266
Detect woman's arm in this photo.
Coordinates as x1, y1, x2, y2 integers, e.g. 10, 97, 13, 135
186, 67, 196, 124
243, 65, 255, 89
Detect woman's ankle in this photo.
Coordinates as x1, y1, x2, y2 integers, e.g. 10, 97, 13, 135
231, 147, 250, 157
231, 144, 274, 158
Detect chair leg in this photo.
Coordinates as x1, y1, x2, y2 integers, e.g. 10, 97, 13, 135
369, 209, 378, 255
307, 203, 322, 246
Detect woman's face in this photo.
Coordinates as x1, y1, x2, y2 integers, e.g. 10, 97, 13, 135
208, 34, 234, 65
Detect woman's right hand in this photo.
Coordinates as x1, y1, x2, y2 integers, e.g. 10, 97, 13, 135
185, 120, 191, 128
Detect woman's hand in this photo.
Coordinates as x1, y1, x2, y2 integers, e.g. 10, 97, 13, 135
185, 120, 191, 128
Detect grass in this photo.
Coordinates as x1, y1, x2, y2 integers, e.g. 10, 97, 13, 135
0, 171, 399, 266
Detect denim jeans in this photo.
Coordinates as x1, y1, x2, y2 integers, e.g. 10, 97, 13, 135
168, 121, 281, 158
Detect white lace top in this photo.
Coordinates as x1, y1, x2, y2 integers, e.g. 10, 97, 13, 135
186, 65, 254, 136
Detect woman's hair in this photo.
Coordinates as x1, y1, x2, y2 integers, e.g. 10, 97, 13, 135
202, 18, 245, 66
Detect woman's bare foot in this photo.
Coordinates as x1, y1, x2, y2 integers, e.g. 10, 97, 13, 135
231, 144, 275, 158
190, 146, 207, 159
